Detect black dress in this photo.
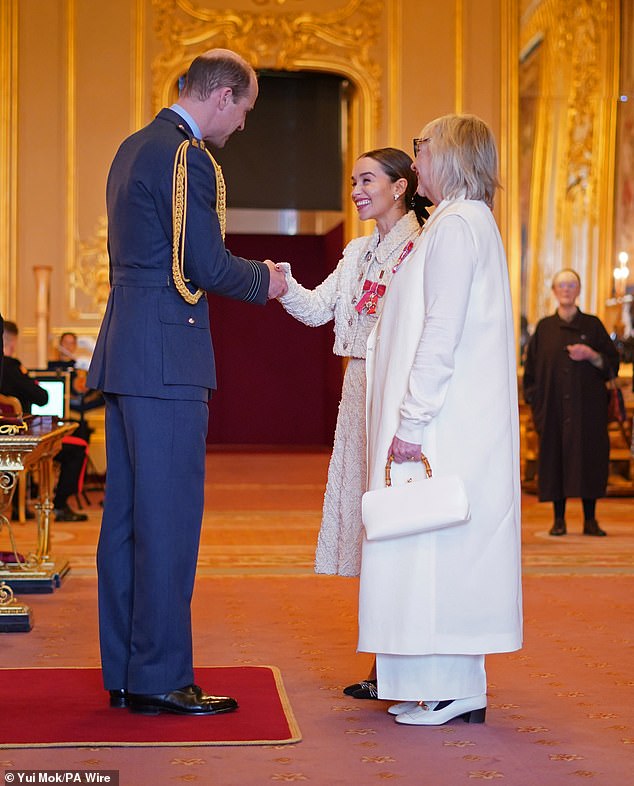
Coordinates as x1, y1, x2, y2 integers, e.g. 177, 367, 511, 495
523, 310, 619, 501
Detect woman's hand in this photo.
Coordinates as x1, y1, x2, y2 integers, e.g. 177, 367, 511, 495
566, 343, 603, 367
388, 435, 421, 464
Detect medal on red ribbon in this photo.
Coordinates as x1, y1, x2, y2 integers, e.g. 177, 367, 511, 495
354, 238, 417, 315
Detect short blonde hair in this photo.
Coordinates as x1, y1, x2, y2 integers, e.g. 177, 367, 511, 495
421, 114, 500, 209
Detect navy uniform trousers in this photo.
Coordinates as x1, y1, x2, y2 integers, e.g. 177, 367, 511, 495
97, 392, 209, 694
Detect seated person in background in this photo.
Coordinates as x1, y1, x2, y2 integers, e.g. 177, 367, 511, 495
51, 331, 104, 414
1, 321, 88, 522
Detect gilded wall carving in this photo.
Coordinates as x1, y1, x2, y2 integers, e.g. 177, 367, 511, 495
519, 0, 618, 327
614, 0, 634, 320
250, 0, 306, 6
151, 0, 382, 123
0, 0, 18, 319
74, 217, 112, 319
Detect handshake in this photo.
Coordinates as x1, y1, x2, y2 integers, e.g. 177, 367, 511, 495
264, 260, 289, 300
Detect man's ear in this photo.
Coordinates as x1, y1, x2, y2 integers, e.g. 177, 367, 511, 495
218, 87, 234, 109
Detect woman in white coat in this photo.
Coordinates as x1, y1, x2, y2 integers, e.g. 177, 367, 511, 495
358, 115, 523, 725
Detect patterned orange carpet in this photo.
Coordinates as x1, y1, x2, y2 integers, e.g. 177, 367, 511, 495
1, 452, 632, 784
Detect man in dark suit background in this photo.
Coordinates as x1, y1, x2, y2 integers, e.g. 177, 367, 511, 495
87, 48, 287, 716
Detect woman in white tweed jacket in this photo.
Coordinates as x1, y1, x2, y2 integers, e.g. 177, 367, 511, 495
278, 148, 428, 582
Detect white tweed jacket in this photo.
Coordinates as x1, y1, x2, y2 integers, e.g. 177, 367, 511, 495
278, 211, 421, 359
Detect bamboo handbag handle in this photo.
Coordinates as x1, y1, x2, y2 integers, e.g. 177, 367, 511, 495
385, 453, 433, 487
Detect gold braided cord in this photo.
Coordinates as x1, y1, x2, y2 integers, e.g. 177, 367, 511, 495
172, 140, 203, 304
205, 149, 226, 240
171, 140, 228, 304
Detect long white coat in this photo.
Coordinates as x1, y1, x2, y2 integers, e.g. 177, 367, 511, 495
358, 197, 523, 656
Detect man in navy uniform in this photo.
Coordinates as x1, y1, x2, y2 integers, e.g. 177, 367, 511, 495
87, 49, 287, 716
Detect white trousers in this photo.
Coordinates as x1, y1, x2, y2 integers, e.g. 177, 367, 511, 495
376, 653, 486, 701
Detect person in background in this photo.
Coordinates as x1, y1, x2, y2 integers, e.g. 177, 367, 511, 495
277, 148, 429, 699
87, 48, 286, 717
523, 268, 619, 536
51, 332, 104, 414
0, 320, 88, 522
57, 331, 79, 364
358, 114, 523, 726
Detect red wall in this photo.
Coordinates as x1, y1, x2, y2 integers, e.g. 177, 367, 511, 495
207, 225, 345, 446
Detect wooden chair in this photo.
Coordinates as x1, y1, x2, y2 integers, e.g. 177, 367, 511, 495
0, 394, 23, 417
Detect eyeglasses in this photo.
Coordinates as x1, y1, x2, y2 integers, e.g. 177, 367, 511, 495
413, 137, 430, 157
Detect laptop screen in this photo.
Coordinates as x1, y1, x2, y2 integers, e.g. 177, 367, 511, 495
29, 371, 70, 419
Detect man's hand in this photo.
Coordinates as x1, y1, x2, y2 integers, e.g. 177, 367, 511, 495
264, 260, 288, 299
388, 435, 421, 464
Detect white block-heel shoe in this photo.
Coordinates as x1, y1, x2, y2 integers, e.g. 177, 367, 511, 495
395, 695, 487, 726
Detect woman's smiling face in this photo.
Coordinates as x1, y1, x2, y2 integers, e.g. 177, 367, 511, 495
351, 157, 399, 222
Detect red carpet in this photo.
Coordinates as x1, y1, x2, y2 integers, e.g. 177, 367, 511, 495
0, 666, 301, 748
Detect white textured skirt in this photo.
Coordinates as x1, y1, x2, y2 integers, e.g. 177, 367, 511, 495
315, 358, 366, 577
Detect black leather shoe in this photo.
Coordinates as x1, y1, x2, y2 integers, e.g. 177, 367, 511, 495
54, 505, 88, 522
128, 684, 238, 716
343, 679, 378, 699
549, 518, 566, 536
109, 689, 129, 708
583, 519, 607, 536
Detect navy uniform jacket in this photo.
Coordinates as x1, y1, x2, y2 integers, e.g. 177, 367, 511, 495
87, 108, 270, 401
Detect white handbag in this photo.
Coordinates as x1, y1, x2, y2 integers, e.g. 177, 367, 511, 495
362, 454, 470, 541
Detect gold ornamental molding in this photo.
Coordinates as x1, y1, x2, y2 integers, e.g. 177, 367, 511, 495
519, 0, 619, 323
65, 0, 79, 319
152, 0, 382, 115
500, 0, 521, 358
75, 216, 112, 319
386, 0, 401, 144
0, 0, 18, 319
454, 0, 464, 114
151, 0, 383, 240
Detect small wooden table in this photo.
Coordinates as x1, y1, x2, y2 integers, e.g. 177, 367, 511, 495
0, 418, 77, 629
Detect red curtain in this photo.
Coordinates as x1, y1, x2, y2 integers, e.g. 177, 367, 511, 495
207, 224, 344, 446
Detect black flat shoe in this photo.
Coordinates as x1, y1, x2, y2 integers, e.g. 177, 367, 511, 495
549, 518, 566, 536
343, 679, 378, 699
109, 689, 129, 708
583, 519, 607, 536
54, 505, 88, 522
128, 684, 238, 716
